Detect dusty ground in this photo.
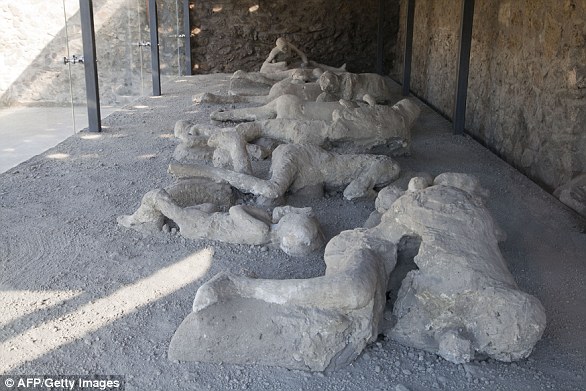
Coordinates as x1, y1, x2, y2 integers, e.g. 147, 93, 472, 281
1, 74, 585, 391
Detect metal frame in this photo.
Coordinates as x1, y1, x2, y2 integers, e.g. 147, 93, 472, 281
149, 0, 162, 96
402, 0, 415, 96
453, 0, 475, 135
183, 0, 192, 75
79, 0, 101, 132
375, 0, 385, 75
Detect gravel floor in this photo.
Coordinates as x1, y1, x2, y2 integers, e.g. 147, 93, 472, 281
0, 74, 584, 391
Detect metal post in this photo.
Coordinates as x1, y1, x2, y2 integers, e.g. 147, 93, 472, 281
183, 0, 192, 75
149, 0, 161, 96
402, 0, 415, 96
453, 0, 475, 135
375, 0, 385, 75
79, 0, 101, 132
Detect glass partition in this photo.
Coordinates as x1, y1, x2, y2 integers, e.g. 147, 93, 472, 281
93, 0, 153, 116
159, 0, 186, 83
92, 0, 185, 113
0, 0, 87, 173
0, 0, 187, 173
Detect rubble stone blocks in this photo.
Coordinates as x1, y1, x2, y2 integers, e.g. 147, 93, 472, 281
189, 0, 397, 74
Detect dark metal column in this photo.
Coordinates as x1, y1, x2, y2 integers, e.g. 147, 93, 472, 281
149, 0, 161, 96
183, 0, 192, 76
453, 0, 475, 135
79, 0, 101, 132
402, 0, 415, 96
375, 0, 385, 75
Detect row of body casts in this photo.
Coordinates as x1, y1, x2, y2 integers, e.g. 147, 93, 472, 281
118, 38, 546, 372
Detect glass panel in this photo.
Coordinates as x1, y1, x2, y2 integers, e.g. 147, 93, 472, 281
0, 0, 83, 173
159, 0, 185, 85
63, 0, 89, 132
93, 0, 152, 117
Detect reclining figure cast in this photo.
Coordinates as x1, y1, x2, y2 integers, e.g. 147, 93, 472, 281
168, 143, 401, 202
168, 173, 546, 371
197, 70, 397, 106
117, 179, 325, 257
233, 37, 347, 85
175, 97, 420, 159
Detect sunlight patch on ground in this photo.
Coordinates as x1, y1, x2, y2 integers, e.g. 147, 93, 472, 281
78, 153, 100, 159
137, 153, 158, 160
0, 248, 214, 372
46, 153, 70, 160
80, 134, 102, 140
0, 290, 83, 328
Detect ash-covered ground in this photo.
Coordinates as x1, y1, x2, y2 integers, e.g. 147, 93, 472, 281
1, 74, 584, 391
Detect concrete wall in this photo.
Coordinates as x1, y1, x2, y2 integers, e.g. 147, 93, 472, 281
391, 0, 586, 191
188, 0, 399, 74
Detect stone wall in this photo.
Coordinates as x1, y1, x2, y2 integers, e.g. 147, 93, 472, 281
391, 0, 586, 191
188, 0, 399, 74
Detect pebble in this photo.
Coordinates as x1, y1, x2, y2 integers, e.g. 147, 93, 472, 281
375, 365, 381, 373
395, 384, 410, 391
